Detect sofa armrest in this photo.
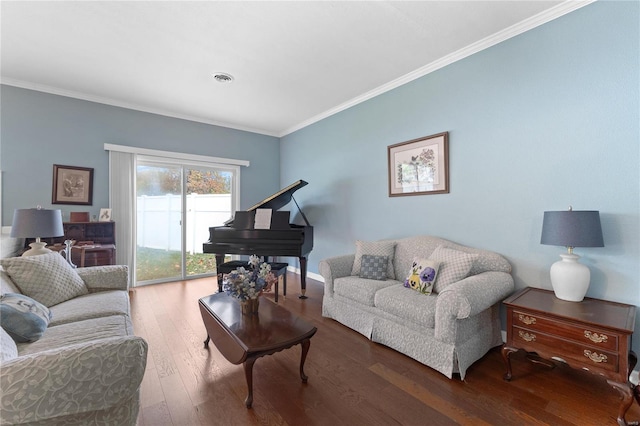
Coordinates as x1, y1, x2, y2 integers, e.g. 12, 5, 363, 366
0, 335, 148, 425
318, 254, 355, 296
434, 271, 514, 342
76, 265, 129, 292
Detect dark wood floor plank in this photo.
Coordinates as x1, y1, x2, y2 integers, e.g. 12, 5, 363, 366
131, 275, 640, 426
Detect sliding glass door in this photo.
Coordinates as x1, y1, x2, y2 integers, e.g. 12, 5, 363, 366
135, 159, 235, 285
184, 167, 233, 276
136, 163, 184, 283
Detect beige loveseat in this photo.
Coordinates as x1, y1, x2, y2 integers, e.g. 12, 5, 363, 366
320, 235, 514, 380
0, 253, 147, 425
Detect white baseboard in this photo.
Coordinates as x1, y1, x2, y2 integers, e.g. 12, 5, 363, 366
286, 265, 323, 283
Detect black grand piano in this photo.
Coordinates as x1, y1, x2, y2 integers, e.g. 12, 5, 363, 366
203, 180, 314, 298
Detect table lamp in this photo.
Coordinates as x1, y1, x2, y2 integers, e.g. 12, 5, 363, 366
540, 208, 604, 302
10, 207, 64, 256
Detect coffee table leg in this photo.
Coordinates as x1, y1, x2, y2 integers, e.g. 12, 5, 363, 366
300, 338, 311, 383
204, 335, 210, 348
243, 357, 257, 408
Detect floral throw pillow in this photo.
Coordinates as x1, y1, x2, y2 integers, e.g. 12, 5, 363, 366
359, 255, 388, 280
404, 258, 440, 295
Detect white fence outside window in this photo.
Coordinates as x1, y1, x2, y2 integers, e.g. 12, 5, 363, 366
137, 193, 231, 253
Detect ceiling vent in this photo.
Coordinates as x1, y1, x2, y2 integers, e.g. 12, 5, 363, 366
213, 72, 234, 83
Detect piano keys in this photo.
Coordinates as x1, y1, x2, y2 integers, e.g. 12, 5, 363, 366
203, 180, 314, 298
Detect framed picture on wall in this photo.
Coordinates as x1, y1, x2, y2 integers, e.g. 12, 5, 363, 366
99, 208, 112, 222
387, 132, 449, 197
52, 164, 94, 205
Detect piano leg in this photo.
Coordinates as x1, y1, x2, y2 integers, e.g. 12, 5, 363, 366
299, 256, 308, 299
215, 254, 225, 292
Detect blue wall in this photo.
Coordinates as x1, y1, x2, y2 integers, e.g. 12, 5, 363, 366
281, 2, 640, 349
0, 86, 281, 223
1, 2, 638, 351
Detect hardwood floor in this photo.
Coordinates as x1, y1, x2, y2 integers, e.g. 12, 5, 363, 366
130, 274, 640, 426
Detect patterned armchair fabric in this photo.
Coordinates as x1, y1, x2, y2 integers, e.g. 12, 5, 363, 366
319, 235, 514, 380
0, 264, 147, 425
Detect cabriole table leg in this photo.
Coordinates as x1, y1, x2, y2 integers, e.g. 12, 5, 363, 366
501, 345, 518, 381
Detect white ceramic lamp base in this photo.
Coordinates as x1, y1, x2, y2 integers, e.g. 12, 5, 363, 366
22, 241, 53, 257
550, 253, 590, 302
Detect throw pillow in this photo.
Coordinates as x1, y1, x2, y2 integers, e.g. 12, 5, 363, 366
429, 246, 478, 293
403, 258, 440, 295
0, 327, 18, 361
359, 255, 388, 280
351, 240, 396, 280
0, 252, 88, 307
0, 293, 52, 343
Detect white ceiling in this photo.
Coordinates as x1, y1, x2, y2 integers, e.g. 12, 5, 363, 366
1, 1, 591, 137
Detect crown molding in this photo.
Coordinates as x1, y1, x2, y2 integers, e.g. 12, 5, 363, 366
279, 0, 596, 137
0, 78, 280, 137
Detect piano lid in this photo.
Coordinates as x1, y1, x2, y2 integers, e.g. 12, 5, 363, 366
224, 180, 310, 226
246, 180, 308, 212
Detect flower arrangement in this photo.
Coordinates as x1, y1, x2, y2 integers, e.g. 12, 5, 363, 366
223, 255, 278, 301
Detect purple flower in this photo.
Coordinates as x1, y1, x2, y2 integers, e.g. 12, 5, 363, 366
420, 267, 436, 283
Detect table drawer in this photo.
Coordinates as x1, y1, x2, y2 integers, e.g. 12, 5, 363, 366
512, 310, 618, 352
512, 326, 619, 373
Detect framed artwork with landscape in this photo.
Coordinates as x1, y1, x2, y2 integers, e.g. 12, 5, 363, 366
52, 164, 94, 205
387, 132, 449, 197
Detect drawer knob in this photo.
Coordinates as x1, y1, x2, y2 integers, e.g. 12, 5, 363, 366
518, 330, 536, 342
584, 330, 608, 344
584, 350, 608, 364
518, 315, 536, 325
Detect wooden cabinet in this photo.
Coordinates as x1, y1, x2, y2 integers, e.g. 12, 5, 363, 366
25, 221, 116, 267
62, 221, 115, 245
502, 287, 637, 426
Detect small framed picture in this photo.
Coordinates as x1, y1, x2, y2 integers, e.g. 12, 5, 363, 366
52, 164, 94, 205
388, 132, 449, 197
99, 208, 112, 222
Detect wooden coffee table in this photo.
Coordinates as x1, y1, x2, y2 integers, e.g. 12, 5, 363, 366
198, 293, 317, 408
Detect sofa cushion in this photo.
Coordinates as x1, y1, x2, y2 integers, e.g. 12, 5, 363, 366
0, 252, 88, 307
0, 293, 52, 343
17, 315, 134, 356
351, 240, 396, 279
334, 275, 398, 307
1, 327, 18, 361
0, 268, 21, 295
429, 246, 478, 293
360, 255, 388, 280
374, 284, 437, 329
404, 258, 440, 295
49, 290, 131, 326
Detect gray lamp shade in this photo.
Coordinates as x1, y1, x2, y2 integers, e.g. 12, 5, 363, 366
10, 208, 64, 238
540, 210, 604, 248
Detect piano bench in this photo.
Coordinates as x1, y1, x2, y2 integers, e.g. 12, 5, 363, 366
217, 261, 288, 303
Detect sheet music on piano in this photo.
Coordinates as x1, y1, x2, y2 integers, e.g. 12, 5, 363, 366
254, 209, 272, 229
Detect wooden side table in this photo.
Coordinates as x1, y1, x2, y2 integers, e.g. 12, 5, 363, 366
502, 287, 637, 426
71, 244, 116, 267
